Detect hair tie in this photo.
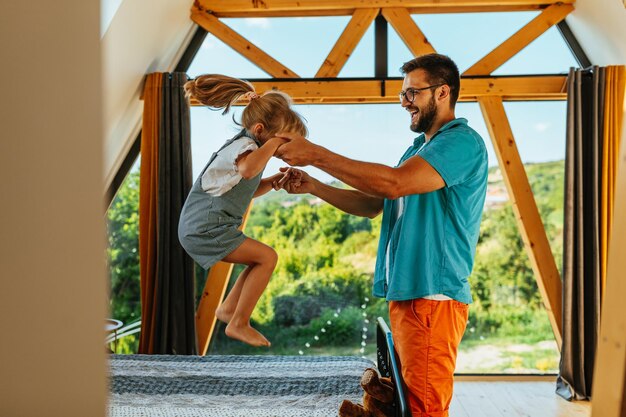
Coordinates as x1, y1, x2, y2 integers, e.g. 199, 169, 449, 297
243, 91, 260, 102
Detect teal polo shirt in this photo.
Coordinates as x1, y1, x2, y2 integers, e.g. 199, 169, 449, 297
373, 118, 488, 304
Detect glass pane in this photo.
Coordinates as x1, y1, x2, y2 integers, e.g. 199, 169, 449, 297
505, 101, 566, 272
190, 101, 563, 374
337, 25, 374, 78
189, 17, 359, 79
388, 12, 577, 75
456, 102, 564, 373
407, 12, 539, 74
106, 157, 141, 354
187, 33, 267, 79
387, 25, 413, 77
110, 102, 565, 373
495, 26, 578, 75
461, 192, 561, 373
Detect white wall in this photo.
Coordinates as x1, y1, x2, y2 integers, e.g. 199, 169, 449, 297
567, 0, 626, 66
102, 0, 196, 190
0, 1, 106, 416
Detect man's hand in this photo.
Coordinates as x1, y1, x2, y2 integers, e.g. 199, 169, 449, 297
274, 132, 319, 166
268, 136, 290, 156
273, 167, 317, 195
264, 171, 288, 186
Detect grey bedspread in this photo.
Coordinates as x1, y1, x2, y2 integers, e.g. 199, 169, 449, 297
108, 354, 373, 417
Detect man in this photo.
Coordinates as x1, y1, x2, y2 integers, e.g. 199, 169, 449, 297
275, 53, 488, 417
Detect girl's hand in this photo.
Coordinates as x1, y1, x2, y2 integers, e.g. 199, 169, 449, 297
274, 167, 316, 195
264, 171, 288, 188
270, 167, 296, 190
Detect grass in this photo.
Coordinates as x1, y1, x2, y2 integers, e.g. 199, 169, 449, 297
456, 335, 559, 374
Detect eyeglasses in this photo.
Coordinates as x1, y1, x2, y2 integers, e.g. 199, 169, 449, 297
398, 84, 445, 103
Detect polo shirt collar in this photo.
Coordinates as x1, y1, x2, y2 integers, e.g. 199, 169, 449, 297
413, 117, 468, 146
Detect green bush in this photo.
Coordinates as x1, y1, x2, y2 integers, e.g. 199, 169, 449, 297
273, 294, 328, 326
308, 307, 367, 346
464, 305, 555, 343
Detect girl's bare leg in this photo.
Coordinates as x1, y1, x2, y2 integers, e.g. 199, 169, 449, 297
215, 266, 251, 324
220, 238, 278, 347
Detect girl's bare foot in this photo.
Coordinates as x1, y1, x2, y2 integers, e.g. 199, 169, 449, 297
215, 305, 234, 323
225, 322, 271, 347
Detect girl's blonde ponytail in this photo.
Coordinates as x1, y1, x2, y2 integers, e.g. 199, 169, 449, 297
186, 74, 307, 138
184, 74, 254, 115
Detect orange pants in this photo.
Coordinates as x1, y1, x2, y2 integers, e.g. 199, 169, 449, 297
389, 299, 469, 417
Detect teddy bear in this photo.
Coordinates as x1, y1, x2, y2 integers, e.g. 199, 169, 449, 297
339, 367, 396, 417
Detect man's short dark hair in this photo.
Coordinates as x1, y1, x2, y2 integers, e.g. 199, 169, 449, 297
401, 54, 460, 107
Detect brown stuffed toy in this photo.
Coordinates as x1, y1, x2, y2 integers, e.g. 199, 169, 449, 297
339, 368, 395, 417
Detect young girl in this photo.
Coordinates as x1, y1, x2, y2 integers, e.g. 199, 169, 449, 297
178, 74, 306, 347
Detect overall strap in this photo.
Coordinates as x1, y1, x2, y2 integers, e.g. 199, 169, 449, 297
199, 129, 256, 177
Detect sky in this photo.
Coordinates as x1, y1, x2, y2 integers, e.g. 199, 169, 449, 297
184, 12, 577, 182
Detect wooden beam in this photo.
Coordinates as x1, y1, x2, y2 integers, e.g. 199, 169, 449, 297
405, 5, 550, 13
478, 96, 562, 349
316, 8, 379, 78
186, 76, 567, 105
196, 261, 235, 355
203, 6, 553, 17
204, 9, 356, 18
191, 10, 299, 78
460, 75, 568, 101
382, 8, 436, 57
464, 3, 574, 76
196, 205, 253, 355
591, 110, 626, 417
197, 1, 575, 17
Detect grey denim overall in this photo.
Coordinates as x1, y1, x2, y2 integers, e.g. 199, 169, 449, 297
178, 129, 262, 269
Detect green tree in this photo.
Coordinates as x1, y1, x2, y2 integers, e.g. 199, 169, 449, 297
106, 171, 141, 325
107, 161, 565, 355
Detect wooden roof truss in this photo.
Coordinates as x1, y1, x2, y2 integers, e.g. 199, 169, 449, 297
191, 0, 573, 103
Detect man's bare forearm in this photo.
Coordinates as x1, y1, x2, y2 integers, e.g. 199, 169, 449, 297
309, 144, 399, 199
312, 179, 383, 218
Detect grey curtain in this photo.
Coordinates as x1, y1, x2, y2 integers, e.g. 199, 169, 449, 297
153, 72, 197, 354
557, 67, 605, 400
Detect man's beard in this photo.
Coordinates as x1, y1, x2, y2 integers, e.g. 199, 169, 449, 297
410, 95, 437, 133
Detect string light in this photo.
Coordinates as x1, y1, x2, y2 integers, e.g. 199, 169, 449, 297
298, 296, 371, 359
358, 297, 369, 358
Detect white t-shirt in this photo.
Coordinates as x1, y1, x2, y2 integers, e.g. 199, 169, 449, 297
201, 137, 259, 196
